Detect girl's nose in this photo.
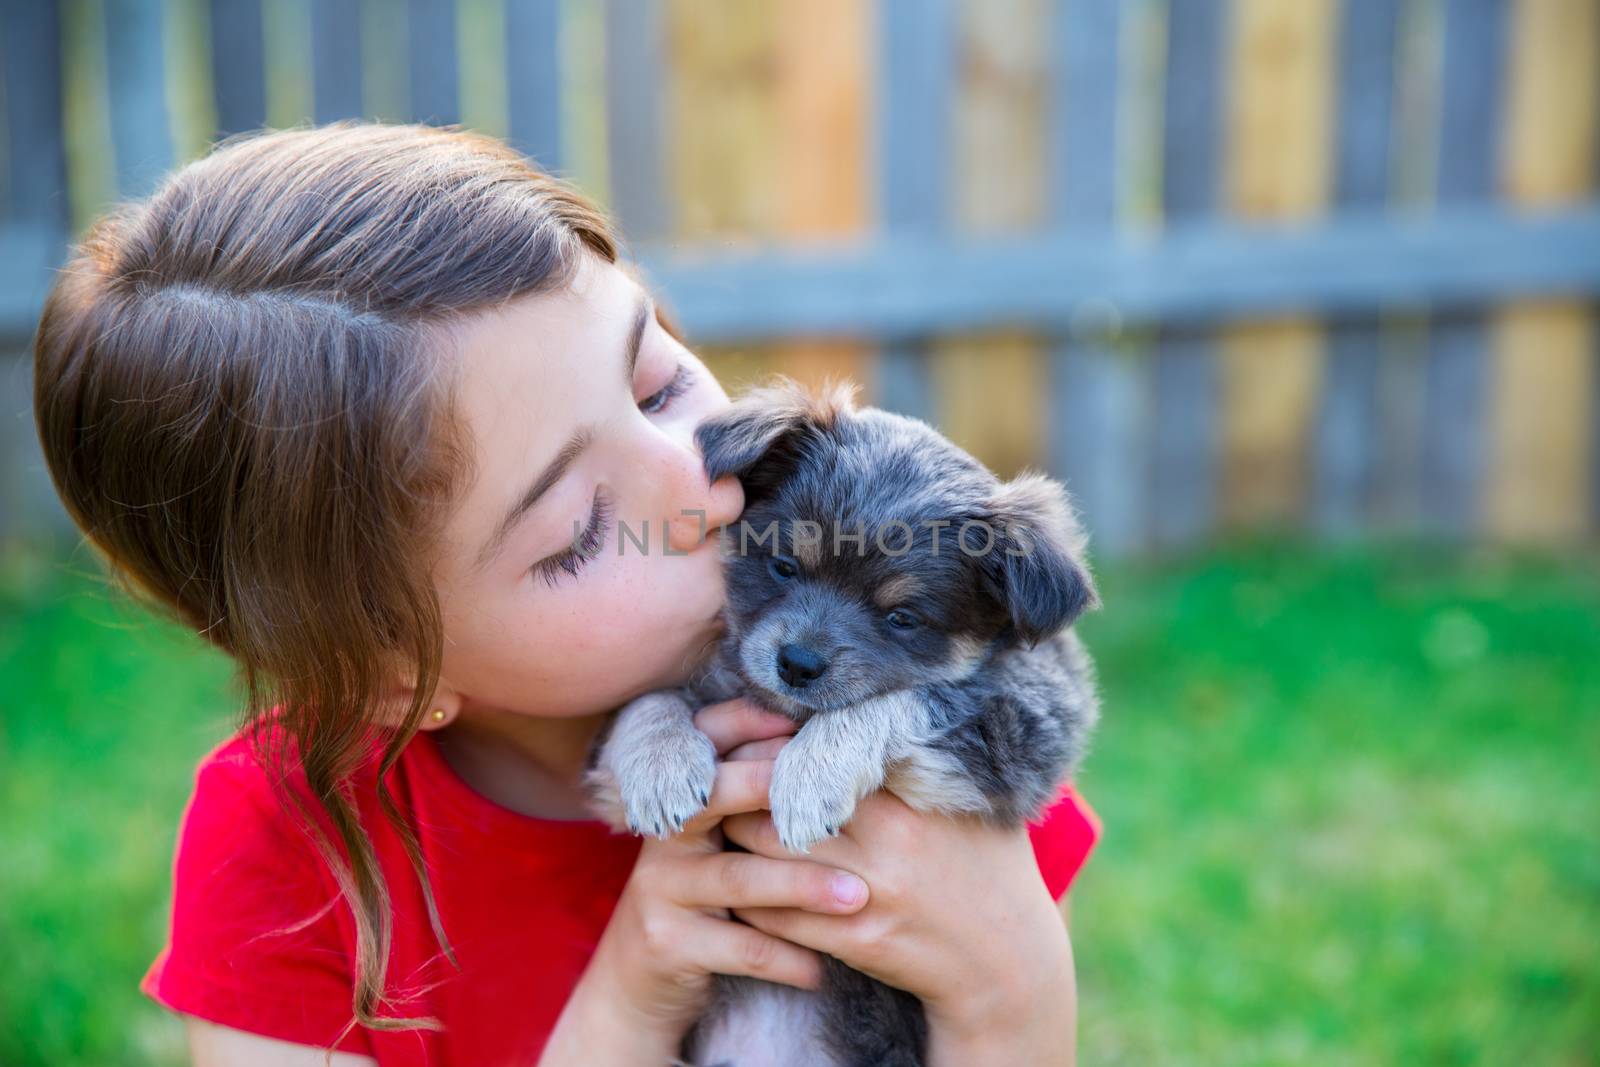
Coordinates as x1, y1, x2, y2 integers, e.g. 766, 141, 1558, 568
666, 473, 744, 553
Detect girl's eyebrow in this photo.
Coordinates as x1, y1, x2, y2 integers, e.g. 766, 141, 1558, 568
471, 289, 652, 574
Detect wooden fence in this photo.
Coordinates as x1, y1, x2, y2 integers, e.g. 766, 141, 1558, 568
2, 0, 1597, 554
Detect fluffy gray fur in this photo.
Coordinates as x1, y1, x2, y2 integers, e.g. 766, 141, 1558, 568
583, 376, 1101, 1067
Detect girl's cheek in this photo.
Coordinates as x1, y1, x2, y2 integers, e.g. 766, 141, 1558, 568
589, 567, 672, 652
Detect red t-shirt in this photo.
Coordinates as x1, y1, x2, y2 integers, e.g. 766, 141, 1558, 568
140, 710, 1100, 1065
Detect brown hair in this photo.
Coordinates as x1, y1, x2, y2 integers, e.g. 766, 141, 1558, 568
32, 120, 634, 1049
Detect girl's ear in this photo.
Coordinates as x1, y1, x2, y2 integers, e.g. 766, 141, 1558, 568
373, 665, 463, 731
693, 375, 860, 486
978, 470, 1099, 648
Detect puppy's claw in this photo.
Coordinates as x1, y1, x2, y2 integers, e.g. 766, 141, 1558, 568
607, 719, 718, 845
769, 752, 864, 855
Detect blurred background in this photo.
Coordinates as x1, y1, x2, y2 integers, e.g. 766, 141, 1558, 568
1, 0, 1596, 1064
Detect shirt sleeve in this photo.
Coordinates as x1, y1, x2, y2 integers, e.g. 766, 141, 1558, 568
139, 748, 376, 1056
1026, 783, 1102, 903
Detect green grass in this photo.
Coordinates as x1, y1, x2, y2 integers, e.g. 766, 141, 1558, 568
2, 539, 1596, 1066
1071, 541, 1600, 1066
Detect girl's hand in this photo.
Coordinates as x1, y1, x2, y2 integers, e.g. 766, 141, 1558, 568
718, 736, 1077, 1064
547, 700, 873, 1061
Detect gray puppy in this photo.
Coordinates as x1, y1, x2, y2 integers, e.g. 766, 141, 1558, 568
583, 376, 1101, 1067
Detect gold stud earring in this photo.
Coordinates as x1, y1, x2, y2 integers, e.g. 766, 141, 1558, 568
430, 708, 447, 723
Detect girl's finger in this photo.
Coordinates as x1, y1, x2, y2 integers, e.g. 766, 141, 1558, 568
731, 906, 853, 966
684, 912, 825, 991
692, 698, 798, 757
665, 849, 869, 915
722, 810, 856, 864
723, 736, 792, 762
676, 758, 778, 834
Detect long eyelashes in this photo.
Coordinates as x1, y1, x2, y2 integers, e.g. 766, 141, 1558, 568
532, 489, 613, 587
639, 362, 697, 415
528, 362, 696, 589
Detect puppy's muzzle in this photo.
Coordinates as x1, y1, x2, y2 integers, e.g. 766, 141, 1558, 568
776, 643, 829, 688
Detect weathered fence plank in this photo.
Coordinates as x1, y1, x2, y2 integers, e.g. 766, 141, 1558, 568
3, 0, 70, 225
1312, 0, 1400, 537
1420, 0, 1506, 537
632, 207, 1600, 342
0, 0, 71, 542
667, 1, 778, 240
603, 0, 668, 241
1150, 0, 1225, 550
664, 0, 784, 395
1220, 0, 1335, 530
1049, 0, 1143, 555
312, 0, 364, 123
103, 0, 175, 199
872, 0, 955, 422
769, 0, 873, 401
409, 0, 460, 125
934, 0, 1049, 481
1367, 1, 1438, 531
209, 0, 266, 137
0, 0, 70, 284
505, 0, 563, 171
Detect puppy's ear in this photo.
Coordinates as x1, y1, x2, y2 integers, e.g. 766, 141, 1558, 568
978, 470, 1099, 648
694, 375, 859, 490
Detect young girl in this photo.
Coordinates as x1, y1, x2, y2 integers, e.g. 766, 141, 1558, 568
33, 121, 1100, 1066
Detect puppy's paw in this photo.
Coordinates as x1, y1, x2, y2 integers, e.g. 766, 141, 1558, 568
611, 727, 718, 840
581, 762, 631, 835
769, 750, 860, 855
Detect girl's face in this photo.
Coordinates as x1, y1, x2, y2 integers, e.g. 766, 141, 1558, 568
423, 250, 744, 720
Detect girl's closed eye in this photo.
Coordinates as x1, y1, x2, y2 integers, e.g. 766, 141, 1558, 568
638, 362, 697, 415
532, 488, 612, 587
530, 357, 699, 588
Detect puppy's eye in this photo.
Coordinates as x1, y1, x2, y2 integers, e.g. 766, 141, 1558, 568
768, 555, 800, 582
885, 609, 920, 630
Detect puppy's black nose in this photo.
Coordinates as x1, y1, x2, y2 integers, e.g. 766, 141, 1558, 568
776, 644, 829, 688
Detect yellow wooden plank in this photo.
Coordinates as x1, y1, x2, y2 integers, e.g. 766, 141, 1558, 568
1501, 0, 1599, 204
951, 0, 1050, 233
699, 342, 780, 398
768, 0, 874, 403
667, 0, 782, 392
457, 0, 510, 140
934, 332, 1047, 479
1218, 0, 1335, 528
774, 0, 868, 237
1219, 320, 1324, 525
666, 0, 780, 241
559, 0, 611, 209
262, 0, 312, 130
362, 0, 410, 122
1225, 0, 1335, 218
934, 0, 1049, 478
164, 0, 218, 165
62, 0, 117, 234
766, 336, 876, 406
1486, 0, 1598, 542
1488, 303, 1596, 541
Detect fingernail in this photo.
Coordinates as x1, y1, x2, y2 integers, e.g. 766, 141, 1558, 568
831, 873, 867, 907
